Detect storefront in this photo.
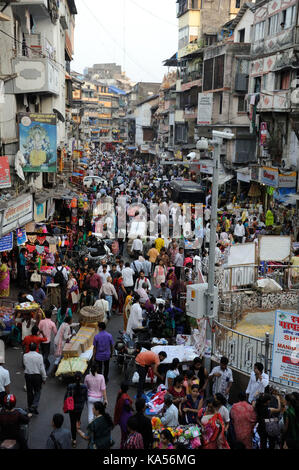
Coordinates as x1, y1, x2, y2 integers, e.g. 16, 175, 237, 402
0, 194, 34, 238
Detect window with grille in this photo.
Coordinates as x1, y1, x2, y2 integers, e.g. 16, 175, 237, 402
203, 58, 213, 91
238, 95, 246, 112
214, 55, 224, 89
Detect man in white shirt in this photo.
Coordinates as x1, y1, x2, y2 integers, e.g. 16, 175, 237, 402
98, 265, 110, 285
0, 344, 10, 407
23, 342, 47, 414
209, 356, 233, 402
97, 261, 111, 275
160, 395, 178, 427
246, 362, 269, 404
134, 271, 151, 291
122, 262, 135, 290
126, 296, 144, 338
132, 236, 143, 257
234, 220, 245, 243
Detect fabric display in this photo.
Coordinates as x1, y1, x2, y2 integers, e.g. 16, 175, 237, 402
150, 345, 198, 363
146, 388, 168, 414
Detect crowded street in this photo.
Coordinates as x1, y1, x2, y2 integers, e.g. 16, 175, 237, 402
1, 0, 299, 456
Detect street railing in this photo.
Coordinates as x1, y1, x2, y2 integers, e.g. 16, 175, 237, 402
221, 264, 298, 292
212, 320, 299, 392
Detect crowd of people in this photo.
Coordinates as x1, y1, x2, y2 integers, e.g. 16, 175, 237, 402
0, 147, 298, 450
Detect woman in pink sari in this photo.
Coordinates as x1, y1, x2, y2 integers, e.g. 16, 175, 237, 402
0, 259, 10, 298
153, 260, 167, 289
230, 392, 257, 449
198, 399, 230, 449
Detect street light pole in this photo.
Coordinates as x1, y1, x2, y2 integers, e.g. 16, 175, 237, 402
204, 131, 234, 373
204, 136, 220, 373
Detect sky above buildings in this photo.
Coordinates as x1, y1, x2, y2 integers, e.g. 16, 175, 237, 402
72, 0, 178, 83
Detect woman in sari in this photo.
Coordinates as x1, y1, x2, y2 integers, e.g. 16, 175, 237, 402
123, 289, 133, 331
0, 259, 10, 298
114, 272, 126, 314
153, 260, 167, 289
230, 392, 257, 449
113, 383, 133, 449
76, 401, 114, 449
165, 268, 178, 303
56, 300, 73, 329
198, 399, 230, 449
52, 316, 79, 376
66, 272, 80, 314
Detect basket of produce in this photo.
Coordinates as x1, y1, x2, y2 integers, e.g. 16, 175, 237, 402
79, 306, 106, 325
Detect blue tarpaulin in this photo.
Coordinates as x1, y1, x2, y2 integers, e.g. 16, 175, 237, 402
108, 86, 126, 95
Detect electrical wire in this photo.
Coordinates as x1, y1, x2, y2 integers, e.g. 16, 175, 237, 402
127, 0, 178, 28
81, 0, 161, 82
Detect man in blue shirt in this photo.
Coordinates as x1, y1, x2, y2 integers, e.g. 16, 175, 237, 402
92, 322, 114, 383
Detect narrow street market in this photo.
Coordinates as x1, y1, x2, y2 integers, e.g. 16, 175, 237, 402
0, 0, 299, 456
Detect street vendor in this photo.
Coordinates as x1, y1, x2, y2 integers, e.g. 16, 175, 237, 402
135, 350, 167, 399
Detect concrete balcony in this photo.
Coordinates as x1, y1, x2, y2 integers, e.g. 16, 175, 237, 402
10, 0, 50, 17
12, 56, 59, 95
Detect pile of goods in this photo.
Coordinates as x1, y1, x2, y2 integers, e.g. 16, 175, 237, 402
151, 418, 202, 449
79, 306, 106, 327
15, 302, 40, 312
62, 326, 97, 358
56, 357, 88, 377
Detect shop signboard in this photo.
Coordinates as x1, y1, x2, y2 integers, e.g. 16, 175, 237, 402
34, 201, 47, 223
197, 93, 213, 126
0, 232, 13, 252
279, 171, 297, 188
200, 164, 213, 175
271, 310, 299, 385
19, 113, 57, 173
1, 194, 33, 236
237, 169, 250, 183
0, 156, 11, 189
260, 166, 279, 187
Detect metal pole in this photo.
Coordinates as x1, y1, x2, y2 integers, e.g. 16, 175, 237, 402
205, 137, 221, 372
264, 332, 270, 374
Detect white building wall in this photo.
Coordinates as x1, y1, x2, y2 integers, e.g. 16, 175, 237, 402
234, 9, 254, 43
135, 101, 152, 146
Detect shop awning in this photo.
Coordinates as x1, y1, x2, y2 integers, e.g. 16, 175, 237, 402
208, 174, 234, 185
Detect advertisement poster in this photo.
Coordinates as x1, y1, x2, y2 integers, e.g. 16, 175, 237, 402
0, 232, 13, 252
19, 113, 57, 173
279, 171, 297, 188
260, 167, 279, 187
16, 228, 27, 246
2, 194, 33, 236
197, 93, 213, 125
0, 156, 11, 189
34, 202, 46, 223
271, 310, 299, 385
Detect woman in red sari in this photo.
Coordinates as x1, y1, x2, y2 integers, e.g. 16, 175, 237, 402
230, 392, 257, 449
166, 268, 178, 303
198, 399, 230, 449
114, 272, 126, 314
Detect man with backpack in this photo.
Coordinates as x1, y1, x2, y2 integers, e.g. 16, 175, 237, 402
46, 413, 72, 449
52, 263, 68, 303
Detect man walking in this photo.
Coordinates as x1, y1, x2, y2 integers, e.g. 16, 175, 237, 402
133, 398, 153, 449
86, 268, 102, 300
46, 413, 72, 449
209, 356, 233, 402
23, 342, 47, 414
37, 310, 57, 372
92, 322, 114, 383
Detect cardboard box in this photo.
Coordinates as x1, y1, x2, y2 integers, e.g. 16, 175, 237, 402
62, 341, 81, 358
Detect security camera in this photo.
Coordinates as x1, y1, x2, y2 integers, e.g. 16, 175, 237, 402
212, 130, 235, 140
